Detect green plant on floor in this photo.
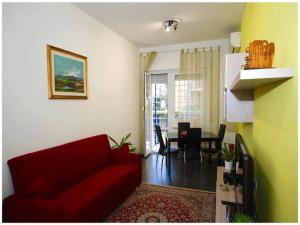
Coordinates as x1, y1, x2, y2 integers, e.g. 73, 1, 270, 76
221, 143, 234, 161
109, 133, 137, 152
231, 212, 255, 223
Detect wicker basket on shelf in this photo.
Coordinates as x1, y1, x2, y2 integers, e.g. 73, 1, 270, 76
244, 40, 275, 69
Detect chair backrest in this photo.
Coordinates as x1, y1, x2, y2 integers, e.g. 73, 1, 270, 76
186, 128, 202, 150
216, 124, 226, 149
178, 122, 190, 148
155, 125, 166, 155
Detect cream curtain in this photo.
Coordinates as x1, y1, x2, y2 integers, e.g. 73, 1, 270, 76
140, 52, 156, 154
179, 48, 220, 134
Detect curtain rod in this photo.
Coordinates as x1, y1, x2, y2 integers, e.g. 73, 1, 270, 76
141, 45, 221, 54
181, 46, 221, 53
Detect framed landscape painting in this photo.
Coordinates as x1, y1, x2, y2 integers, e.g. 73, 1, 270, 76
47, 45, 88, 99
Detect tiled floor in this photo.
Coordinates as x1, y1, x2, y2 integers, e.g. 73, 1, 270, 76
142, 152, 218, 192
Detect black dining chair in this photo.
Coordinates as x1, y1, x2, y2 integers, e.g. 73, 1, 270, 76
155, 125, 179, 172
184, 128, 202, 163
178, 122, 190, 149
201, 124, 226, 165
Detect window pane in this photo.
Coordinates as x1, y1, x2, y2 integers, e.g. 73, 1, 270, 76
175, 75, 202, 120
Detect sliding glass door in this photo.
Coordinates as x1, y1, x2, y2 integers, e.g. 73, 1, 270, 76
145, 69, 213, 154
144, 73, 152, 157
144, 70, 177, 155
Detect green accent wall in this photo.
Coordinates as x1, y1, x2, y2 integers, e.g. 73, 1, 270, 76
238, 3, 298, 222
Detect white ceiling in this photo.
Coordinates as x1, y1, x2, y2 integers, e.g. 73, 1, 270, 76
74, 3, 245, 47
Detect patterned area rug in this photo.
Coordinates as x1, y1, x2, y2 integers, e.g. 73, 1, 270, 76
106, 183, 216, 222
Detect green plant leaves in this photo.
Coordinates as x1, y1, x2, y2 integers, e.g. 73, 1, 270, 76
231, 212, 255, 223
124, 133, 131, 142
129, 146, 137, 152
120, 137, 125, 145
108, 136, 119, 146
109, 133, 136, 152
221, 143, 234, 161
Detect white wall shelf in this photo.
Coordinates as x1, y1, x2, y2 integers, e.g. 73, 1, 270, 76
230, 67, 294, 91
225, 53, 253, 123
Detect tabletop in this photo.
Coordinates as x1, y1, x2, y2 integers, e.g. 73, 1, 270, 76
167, 131, 219, 141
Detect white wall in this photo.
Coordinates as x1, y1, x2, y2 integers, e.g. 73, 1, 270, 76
3, 3, 140, 198
150, 52, 180, 71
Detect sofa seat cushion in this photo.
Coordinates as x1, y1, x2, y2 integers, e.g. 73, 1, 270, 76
58, 164, 139, 221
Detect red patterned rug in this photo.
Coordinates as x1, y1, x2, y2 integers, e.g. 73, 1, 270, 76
106, 183, 216, 222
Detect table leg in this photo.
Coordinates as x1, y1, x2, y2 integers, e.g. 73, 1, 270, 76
168, 140, 171, 176
209, 141, 212, 163
217, 151, 221, 166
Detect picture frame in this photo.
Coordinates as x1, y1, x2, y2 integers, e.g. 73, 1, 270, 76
47, 45, 88, 99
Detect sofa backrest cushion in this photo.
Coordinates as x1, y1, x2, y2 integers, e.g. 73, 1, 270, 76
8, 134, 112, 195
25, 175, 57, 199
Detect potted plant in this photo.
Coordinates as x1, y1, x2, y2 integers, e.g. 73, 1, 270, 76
231, 212, 255, 223
108, 133, 137, 152
231, 144, 241, 170
221, 143, 234, 171
228, 143, 240, 170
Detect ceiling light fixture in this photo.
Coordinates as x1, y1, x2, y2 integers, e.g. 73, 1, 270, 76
163, 19, 181, 32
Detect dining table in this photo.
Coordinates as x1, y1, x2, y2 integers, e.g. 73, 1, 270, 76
166, 131, 220, 176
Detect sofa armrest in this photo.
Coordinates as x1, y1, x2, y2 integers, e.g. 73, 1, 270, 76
129, 153, 142, 185
3, 194, 64, 222
129, 153, 142, 165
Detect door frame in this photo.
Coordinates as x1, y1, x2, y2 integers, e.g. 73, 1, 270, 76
147, 69, 179, 153
144, 72, 152, 157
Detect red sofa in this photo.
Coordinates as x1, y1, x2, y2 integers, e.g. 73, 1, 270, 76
3, 134, 142, 222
